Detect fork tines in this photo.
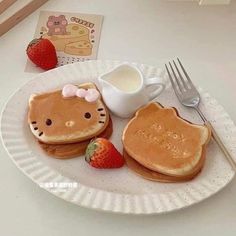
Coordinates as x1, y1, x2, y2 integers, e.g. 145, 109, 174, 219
165, 58, 195, 95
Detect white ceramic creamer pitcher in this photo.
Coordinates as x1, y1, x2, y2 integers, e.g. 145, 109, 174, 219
98, 63, 165, 118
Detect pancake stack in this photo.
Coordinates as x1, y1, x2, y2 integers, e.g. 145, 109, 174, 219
28, 83, 112, 159
122, 103, 211, 182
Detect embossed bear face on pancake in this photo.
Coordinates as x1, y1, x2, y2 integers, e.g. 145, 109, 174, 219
28, 84, 109, 144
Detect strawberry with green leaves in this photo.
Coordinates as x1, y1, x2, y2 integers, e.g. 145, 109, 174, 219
26, 38, 57, 70
85, 138, 124, 169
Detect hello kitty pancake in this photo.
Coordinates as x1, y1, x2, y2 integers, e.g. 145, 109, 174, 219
28, 83, 110, 145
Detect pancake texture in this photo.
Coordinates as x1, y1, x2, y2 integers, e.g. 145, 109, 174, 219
39, 118, 113, 159
28, 83, 109, 144
122, 103, 211, 177
123, 149, 206, 182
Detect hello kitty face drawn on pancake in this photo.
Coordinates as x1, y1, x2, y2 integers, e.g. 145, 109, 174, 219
28, 83, 109, 144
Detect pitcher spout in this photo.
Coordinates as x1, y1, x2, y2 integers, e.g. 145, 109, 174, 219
98, 76, 114, 91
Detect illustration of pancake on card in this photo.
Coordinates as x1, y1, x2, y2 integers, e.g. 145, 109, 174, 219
28, 82, 112, 158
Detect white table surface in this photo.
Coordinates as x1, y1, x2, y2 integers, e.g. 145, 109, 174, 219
1, 0, 236, 235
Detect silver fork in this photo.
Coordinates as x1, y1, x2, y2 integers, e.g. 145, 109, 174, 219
165, 58, 236, 171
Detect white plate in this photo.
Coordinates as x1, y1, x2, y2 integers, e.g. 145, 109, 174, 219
1, 60, 236, 215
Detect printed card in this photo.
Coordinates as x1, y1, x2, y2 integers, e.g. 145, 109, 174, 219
25, 10, 103, 72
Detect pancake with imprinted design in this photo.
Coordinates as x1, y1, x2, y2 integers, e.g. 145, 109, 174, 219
122, 103, 211, 179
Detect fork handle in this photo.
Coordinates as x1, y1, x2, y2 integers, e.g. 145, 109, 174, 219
205, 121, 236, 171
195, 107, 236, 171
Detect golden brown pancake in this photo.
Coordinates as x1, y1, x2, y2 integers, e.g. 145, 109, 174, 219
39, 118, 113, 159
122, 103, 211, 177
123, 148, 206, 183
28, 83, 109, 144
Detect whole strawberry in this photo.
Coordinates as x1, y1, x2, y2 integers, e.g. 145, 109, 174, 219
26, 38, 57, 70
85, 138, 124, 169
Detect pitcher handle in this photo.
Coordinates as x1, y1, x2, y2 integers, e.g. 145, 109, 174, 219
145, 77, 165, 101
